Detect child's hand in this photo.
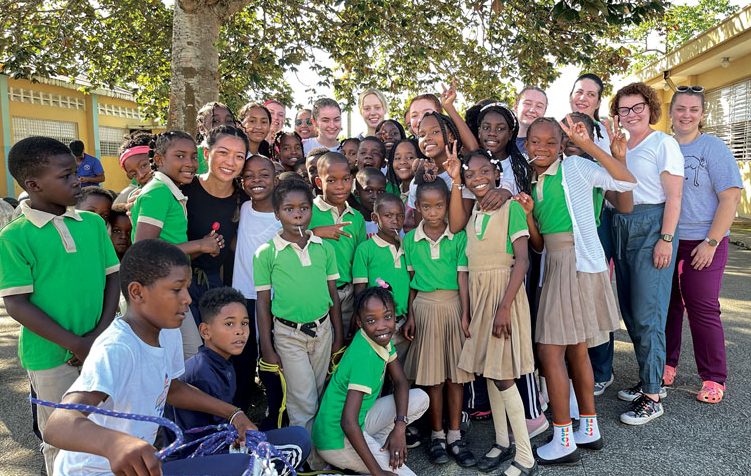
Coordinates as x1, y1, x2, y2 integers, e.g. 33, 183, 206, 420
105, 435, 161, 476
461, 314, 471, 338
607, 116, 627, 162
514, 192, 534, 215
332, 336, 344, 356
230, 411, 258, 446
124, 188, 142, 217
262, 349, 283, 370
69, 334, 96, 364
440, 80, 458, 110
382, 427, 408, 470
312, 223, 352, 241
201, 232, 224, 256
444, 143, 461, 182
493, 308, 512, 339
478, 188, 505, 212
559, 114, 593, 148
402, 317, 415, 341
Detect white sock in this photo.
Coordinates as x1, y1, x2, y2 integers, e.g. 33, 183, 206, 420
569, 380, 580, 420
535, 422, 577, 462
501, 386, 535, 469
447, 429, 462, 445
573, 414, 601, 444
431, 430, 446, 442
487, 382, 510, 455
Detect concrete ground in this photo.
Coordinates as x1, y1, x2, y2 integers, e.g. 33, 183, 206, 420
1, 222, 750, 475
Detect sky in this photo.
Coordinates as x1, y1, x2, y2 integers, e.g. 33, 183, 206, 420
281, 0, 747, 136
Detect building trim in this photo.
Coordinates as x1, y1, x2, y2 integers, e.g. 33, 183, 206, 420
0, 75, 14, 197
91, 95, 102, 159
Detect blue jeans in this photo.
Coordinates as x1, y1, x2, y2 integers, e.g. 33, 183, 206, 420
613, 204, 678, 395
589, 206, 615, 382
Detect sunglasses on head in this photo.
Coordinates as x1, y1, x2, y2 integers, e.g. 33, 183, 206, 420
676, 85, 704, 93
295, 118, 313, 126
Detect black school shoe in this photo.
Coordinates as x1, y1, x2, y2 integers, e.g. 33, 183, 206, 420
428, 438, 450, 464
476, 443, 514, 472
448, 438, 477, 467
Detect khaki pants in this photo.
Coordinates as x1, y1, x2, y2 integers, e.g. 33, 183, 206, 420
28, 364, 82, 475
337, 283, 354, 339
319, 388, 429, 475
179, 308, 202, 360
273, 318, 332, 433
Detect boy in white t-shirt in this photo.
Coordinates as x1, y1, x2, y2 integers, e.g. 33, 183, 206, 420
45, 240, 255, 475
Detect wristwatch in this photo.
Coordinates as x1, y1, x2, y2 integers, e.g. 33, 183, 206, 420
394, 415, 409, 425
660, 233, 674, 243
705, 237, 719, 247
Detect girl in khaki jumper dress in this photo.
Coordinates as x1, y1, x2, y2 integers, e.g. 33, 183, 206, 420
447, 149, 537, 476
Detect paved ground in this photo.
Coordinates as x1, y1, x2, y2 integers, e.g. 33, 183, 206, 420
1, 221, 750, 475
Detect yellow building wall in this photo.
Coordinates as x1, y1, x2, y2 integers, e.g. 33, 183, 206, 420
1, 77, 158, 197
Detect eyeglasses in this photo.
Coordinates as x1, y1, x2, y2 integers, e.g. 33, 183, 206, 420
295, 118, 313, 126
617, 102, 647, 117
676, 85, 704, 93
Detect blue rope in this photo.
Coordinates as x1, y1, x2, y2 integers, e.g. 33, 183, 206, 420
31, 397, 297, 475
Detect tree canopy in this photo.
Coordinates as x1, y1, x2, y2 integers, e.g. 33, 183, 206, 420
1, 0, 672, 130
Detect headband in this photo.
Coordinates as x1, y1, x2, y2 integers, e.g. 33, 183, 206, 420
119, 146, 151, 169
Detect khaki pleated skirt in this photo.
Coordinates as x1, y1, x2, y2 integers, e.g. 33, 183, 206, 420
536, 233, 620, 346
404, 290, 474, 386
458, 268, 535, 380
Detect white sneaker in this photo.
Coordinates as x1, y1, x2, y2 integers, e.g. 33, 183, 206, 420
620, 395, 664, 425
593, 374, 615, 396
617, 384, 667, 402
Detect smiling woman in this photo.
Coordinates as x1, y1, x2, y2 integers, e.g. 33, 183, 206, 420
358, 89, 388, 137
182, 125, 249, 328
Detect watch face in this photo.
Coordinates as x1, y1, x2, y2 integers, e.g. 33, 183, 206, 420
708, 238, 718, 246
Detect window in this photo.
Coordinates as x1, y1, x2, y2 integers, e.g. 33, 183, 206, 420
12, 117, 78, 146
703, 78, 751, 161
99, 126, 128, 156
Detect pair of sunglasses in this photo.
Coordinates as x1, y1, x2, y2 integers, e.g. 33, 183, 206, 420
676, 85, 704, 93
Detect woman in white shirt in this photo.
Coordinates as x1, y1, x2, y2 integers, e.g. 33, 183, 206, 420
609, 82, 684, 426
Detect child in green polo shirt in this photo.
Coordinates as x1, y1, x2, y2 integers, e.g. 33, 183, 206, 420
254, 179, 345, 447
130, 130, 224, 359
0, 137, 120, 475
309, 152, 367, 340
353, 193, 410, 359
314, 285, 429, 476
401, 177, 476, 468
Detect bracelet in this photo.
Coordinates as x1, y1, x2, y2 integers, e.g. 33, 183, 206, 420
228, 407, 244, 425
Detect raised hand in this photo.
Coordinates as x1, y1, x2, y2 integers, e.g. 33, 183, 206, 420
440, 80, 458, 110
607, 116, 627, 162
559, 114, 593, 147
513, 192, 534, 215
444, 141, 461, 181
312, 223, 352, 241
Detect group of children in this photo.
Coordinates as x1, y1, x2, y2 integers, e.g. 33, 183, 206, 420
0, 80, 677, 476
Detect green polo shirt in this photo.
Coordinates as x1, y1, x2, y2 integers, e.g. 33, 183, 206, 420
352, 235, 410, 316
403, 223, 468, 292
254, 231, 339, 323
309, 196, 366, 287
313, 329, 397, 450
472, 201, 529, 254
531, 159, 573, 235
130, 171, 188, 244
0, 203, 120, 370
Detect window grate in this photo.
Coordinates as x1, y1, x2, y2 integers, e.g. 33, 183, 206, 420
99, 126, 129, 156
8, 88, 85, 110
12, 117, 78, 146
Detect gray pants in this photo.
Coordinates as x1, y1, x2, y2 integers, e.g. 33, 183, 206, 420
613, 204, 678, 395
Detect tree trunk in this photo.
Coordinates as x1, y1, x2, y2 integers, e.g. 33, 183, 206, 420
167, 3, 222, 134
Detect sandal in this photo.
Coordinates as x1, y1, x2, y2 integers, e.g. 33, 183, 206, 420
477, 443, 514, 472
662, 365, 677, 386
697, 381, 725, 404
428, 438, 450, 465
505, 460, 539, 476
447, 439, 477, 467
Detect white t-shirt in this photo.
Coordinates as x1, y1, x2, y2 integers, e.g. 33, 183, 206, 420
626, 131, 684, 205
55, 318, 184, 475
594, 121, 611, 153
302, 137, 340, 156
232, 201, 282, 300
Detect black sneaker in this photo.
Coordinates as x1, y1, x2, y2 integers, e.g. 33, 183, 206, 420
405, 425, 421, 449
428, 438, 450, 464
620, 394, 664, 425
460, 410, 471, 436
447, 438, 477, 467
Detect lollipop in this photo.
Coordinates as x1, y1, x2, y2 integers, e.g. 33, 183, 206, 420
211, 222, 220, 232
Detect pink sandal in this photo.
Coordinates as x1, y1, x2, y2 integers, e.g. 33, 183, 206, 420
662, 365, 677, 386
697, 381, 725, 404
